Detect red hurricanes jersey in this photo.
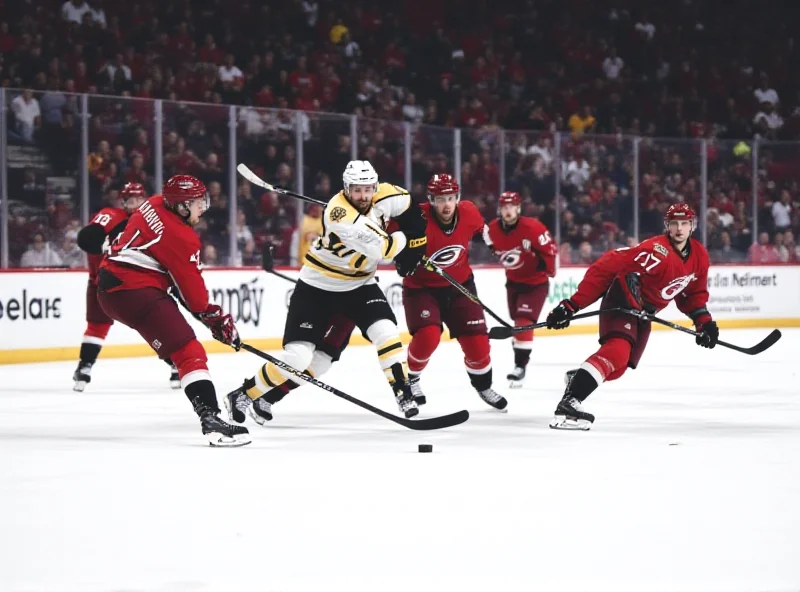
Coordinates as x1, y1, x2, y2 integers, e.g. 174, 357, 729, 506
86, 207, 128, 284
484, 216, 557, 286
403, 200, 485, 289
101, 196, 209, 313
571, 234, 711, 318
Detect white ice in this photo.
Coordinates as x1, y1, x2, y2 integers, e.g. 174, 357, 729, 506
1, 329, 799, 592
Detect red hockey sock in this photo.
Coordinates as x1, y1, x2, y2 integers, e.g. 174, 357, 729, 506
170, 339, 210, 387
407, 325, 441, 374
84, 322, 112, 342
458, 334, 492, 391
585, 337, 632, 383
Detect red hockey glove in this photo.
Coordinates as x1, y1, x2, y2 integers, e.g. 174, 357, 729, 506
546, 299, 579, 330
199, 304, 241, 349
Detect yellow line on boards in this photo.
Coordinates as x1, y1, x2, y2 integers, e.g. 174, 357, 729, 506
1, 319, 797, 365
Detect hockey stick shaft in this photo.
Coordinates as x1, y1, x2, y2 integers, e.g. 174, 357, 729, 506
617, 308, 782, 355
487, 308, 623, 339
238, 164, 326, 206
238, 343, 469, 430
422, 258, 514, 329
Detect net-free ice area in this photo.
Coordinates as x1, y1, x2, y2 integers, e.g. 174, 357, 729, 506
1, 329, 798, 592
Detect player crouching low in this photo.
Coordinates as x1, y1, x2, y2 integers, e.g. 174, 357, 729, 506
97, 175, 249, 446
225, 160, 428, 421
73, 183, 180, 391
546, 203, 718, 430
402, 174, 507, 411
483, 191, 557, 388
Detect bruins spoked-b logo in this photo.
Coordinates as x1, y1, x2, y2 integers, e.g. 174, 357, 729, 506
330, 206, 347, 222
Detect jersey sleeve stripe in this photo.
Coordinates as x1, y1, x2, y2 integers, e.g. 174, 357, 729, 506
304, 253, 372, 278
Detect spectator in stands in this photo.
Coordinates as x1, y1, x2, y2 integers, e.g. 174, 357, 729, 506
290, 204, 323, 266
202, 244, 219, 267
783, 231, 800, 262
753, 102, 784, 140
754, 74, 780, 108
749, 231, 781, 263
58, 231, 86, 268
711, 231, 744, 263
772, 190, 792, 231
602, 47, 624, 81
774, 231, 791, 262
568, 106, 597, 136
61, 0, 91, 25
10, 90, 41, 144
20, 233, 63, 267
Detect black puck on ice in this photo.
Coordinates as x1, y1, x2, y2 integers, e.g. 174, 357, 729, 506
418, 444, 433, 453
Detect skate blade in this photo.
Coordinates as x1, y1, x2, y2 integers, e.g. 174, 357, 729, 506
169, 379, 181, 390
205, 432, 252, 447
248, 405, 272, 427
73, 381, 87, 392
549, 415, 592, 430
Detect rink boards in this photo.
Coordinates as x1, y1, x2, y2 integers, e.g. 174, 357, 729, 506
1, 264, 798, 364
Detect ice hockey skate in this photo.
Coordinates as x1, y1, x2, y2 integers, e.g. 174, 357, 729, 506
72, 363, 93, 392
195, 399, 251, 447
549, 395, 595, 430
409, 373, 427, 406
223, 383, 252, 424
249, 397, 273, 425
478, 387, 508, 411
507, 366, 526, 388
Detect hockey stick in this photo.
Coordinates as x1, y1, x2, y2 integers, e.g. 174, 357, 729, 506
421, 257, 514, 329
261, 241, 298, 284
238, 343, 469, 430
238, 164, 327, 206
487, 308, 624, 340
618, 308, 782, 355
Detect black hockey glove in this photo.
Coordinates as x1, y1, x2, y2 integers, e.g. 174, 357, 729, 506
546, 299, 579, 330
695, 320, 719, 349
394, 235, 427, 277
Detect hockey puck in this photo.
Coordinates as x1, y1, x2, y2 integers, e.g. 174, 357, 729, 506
418, 444, 433, 453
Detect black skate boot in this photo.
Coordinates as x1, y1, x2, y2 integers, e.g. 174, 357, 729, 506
72, 363, 93, 392
393, 382, 419, 418
408, 373, 426, 406
169, 363, 180, 389
550, 395, 595, 430
249, 397, 273, 425
478, 387, 508, 411
507, 366, 526, 389
223, 383, 252, 424
564, 369, 578, 387
193, 397, 251, 447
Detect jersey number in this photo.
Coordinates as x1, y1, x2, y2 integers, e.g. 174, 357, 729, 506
634, 251, 661, 271
93, 213, 112, 226
538, 231, 552, 246
112, 229, 161, 255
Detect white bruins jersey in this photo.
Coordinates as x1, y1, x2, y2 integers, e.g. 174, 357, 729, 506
300, 183, 410, 292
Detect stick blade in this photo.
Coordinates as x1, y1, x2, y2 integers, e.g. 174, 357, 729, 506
746, 329, 782, 355
489, 326, 514, 340
237, 163, 274, 191
397, 410, 470, 430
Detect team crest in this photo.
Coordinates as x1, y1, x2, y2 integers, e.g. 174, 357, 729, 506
654, 243, 669, 257
522, 239, 532, 251
428, 245, 467, 268
329, 206, 347, 222
660, 273, 697, 299
499, 249, 525, 270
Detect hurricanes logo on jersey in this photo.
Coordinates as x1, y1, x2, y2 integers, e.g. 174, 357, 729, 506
660, 273, 697, 300
498, 249, 525, 270
428, 245, 467, 268
329, 206, 347, 222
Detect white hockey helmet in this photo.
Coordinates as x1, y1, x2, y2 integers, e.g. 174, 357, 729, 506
343, 160, 379, 196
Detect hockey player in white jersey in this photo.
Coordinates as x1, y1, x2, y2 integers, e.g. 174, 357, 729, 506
225, 161, 428, 418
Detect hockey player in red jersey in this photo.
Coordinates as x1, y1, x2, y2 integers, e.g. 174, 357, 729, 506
546, 203, 718, 430
484, 191, 557, 388
73, 183, 179, 391
97, 175, 249, 446
403, 174, 507, 410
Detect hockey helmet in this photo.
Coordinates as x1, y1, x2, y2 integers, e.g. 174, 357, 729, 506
664, 202, 697, 232
498, 191, 522, 207
163, 175, 209, 213
343, 160, 379, 195
427, 174, 460, 202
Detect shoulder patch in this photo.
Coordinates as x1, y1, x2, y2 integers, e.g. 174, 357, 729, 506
654, 243, 669, 257
329, 206, 348, 222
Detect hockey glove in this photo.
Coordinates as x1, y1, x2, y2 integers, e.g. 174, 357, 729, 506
261, 241, 275, 272
394, 235, 427, 277
695, 320, 719, 349
199, 304, 241, 349
546, 299, 579, 330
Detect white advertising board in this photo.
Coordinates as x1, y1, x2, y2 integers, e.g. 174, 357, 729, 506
1, 265, 798, 363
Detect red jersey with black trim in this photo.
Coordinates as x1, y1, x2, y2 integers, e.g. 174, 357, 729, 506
484, 216, 557, 286
86, 207, 128, 284
403, 200, 485, 289
570, 234, 711, 319
101, 196, 209, 313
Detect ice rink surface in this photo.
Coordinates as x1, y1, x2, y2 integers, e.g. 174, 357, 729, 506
1, 329, 799, 592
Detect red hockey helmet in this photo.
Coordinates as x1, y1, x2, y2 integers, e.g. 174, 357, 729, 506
120, 183, 146, 200
163, 175, 208, 209
498, 191, 522, 207
427, 174, 460, 202
664, 202, 697, 232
